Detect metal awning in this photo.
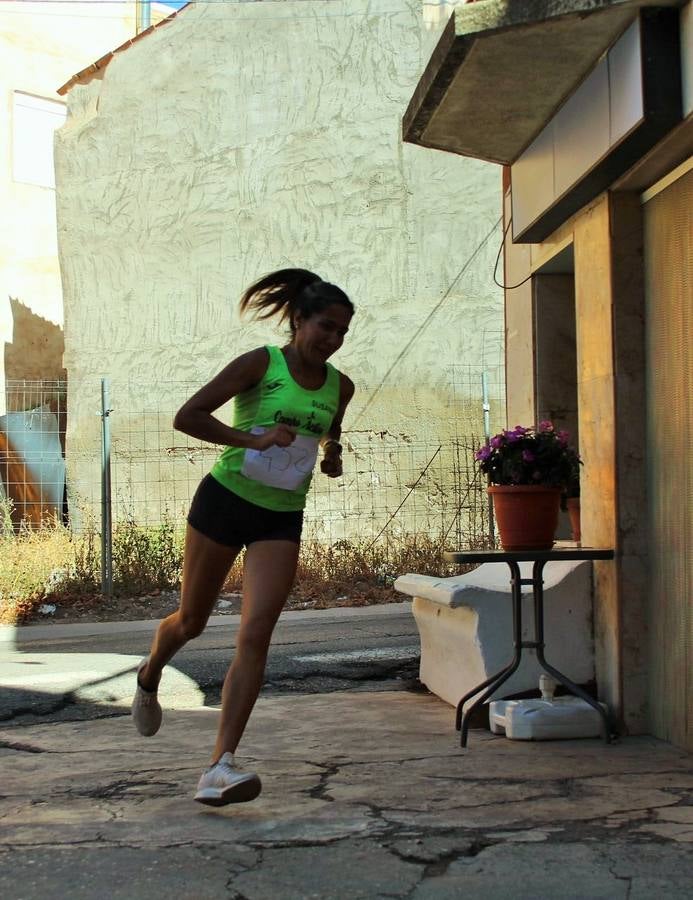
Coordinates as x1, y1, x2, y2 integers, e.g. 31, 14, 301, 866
403, 0, 685, 165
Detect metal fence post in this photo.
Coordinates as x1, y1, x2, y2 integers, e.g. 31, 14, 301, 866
482, 371, 495, 544
100, 378, 113, 597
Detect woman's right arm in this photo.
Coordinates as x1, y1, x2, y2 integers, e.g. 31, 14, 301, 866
173, 348, 296, 450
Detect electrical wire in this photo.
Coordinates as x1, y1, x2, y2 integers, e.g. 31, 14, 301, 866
365, 443, 442, 551
351, 215, 502, 544
1, 1, 407, 21
439, 464, 482, 547
354, 214, 502, 424
1, 0, 339, 4
492, 215, 533, 290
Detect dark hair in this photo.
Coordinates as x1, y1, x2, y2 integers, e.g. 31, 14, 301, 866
239, 268, 354, 334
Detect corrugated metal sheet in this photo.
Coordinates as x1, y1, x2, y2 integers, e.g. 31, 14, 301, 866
644, 167, 692, 751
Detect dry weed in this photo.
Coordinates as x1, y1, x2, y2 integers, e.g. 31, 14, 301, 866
1, 505, 489, 623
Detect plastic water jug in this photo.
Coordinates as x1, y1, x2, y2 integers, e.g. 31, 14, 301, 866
488, 676, 607, 740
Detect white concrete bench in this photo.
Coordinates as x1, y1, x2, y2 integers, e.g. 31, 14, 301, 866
394, 561, 594, 708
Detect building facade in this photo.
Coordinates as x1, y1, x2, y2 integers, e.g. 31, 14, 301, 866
405, 0, 692, 749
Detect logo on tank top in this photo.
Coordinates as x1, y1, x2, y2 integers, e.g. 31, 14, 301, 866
311, 399, 335, 413
264, 380, 284, 394
274, 410, 323, 435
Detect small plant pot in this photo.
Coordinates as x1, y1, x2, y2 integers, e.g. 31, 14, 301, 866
567, 497, 581, 544
488, 485, 562, 551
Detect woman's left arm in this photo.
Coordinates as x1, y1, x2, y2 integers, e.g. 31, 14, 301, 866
320, 373, 355, 477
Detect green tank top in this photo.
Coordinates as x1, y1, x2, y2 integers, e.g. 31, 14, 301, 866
210, 345, 340, 511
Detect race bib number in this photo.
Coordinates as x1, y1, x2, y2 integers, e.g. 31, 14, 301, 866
240, 428, 319, 491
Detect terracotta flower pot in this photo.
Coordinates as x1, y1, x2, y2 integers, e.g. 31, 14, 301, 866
488, 485, 562, 551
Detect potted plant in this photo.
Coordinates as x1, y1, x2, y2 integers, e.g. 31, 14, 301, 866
475, 422, 581, 550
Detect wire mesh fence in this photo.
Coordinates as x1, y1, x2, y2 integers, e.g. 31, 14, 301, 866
2, 367, 506, 592
0, 380, 67, 530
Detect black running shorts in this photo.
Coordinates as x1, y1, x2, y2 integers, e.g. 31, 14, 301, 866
187, 474, 304, 548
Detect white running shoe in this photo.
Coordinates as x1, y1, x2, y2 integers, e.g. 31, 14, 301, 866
131, 658, 162, 737
194, 752, 262, 806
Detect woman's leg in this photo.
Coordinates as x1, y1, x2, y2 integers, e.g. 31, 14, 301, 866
211, 539, 300, 763
138, 523, 241, 691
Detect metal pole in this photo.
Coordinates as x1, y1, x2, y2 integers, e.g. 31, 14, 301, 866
100, 378, 113, 597
482, 371, 491, 442
482, 372, 495, 544
135, 0, 151, 35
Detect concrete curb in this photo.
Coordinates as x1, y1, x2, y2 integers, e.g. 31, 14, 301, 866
1, 600, 413, 644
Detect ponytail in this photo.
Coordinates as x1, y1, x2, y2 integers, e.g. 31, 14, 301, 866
240, 268, 354, 334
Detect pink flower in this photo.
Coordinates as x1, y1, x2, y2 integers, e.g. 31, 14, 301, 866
538, 420, 554, 432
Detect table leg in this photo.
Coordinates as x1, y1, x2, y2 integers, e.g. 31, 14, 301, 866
458, 560, 523, 747
532, 560, 613, 743
455, 661, 517, 730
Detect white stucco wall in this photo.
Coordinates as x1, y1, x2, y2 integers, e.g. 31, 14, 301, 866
55, 0, 504, 528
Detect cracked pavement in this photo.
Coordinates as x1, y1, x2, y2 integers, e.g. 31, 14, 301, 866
1, 687, 692, 899
1, 606, 691, 897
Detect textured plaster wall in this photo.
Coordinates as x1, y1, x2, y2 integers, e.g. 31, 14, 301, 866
55, 1, 502, 429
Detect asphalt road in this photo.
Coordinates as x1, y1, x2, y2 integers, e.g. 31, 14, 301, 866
0, 604, 421, 725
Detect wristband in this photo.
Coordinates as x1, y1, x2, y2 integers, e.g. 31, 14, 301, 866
323, 439, 342, 455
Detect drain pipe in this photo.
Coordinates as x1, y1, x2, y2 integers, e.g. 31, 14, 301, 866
136, 0, 151, 35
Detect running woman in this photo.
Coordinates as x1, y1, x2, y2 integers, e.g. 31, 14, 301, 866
131, 269, 355, 806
